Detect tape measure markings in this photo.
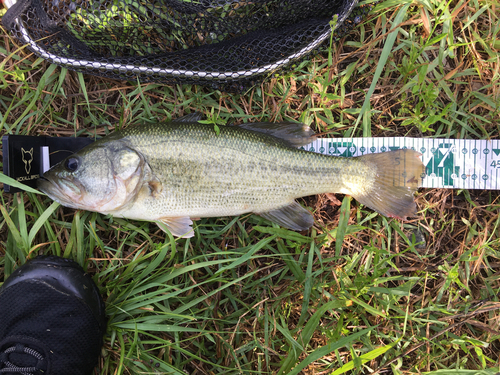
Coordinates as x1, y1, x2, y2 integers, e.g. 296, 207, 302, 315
304, 137, 500, 190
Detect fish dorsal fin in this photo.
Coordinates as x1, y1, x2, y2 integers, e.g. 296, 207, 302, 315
237, 122, 317, 148
157, 216, 194, 238
172, 112, 204, 123
257, 201, 314, 231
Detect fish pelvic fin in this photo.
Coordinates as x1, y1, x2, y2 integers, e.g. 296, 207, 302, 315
157, 216, 194, 238
258, 201, 314, 231
349, 149, 424, 220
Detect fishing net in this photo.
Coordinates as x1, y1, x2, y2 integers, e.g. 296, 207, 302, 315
3, 0, 369, 91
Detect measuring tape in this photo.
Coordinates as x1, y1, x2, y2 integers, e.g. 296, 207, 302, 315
303, 137, 500, 190
4, 135, 499, 192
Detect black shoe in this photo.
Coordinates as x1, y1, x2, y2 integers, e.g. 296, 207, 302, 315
0, 256, 106, 375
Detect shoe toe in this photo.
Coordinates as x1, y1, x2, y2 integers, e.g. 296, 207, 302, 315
0, 256, 106, 375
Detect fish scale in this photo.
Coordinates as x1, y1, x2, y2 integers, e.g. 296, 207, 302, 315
38, 114, 424, 237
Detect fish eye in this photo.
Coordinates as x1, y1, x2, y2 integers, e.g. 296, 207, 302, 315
64, 157, 80, 172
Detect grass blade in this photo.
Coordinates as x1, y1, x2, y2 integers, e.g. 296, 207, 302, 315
353, 2, 411, 136
0, 173, 43, 194
331, 340, 399, 374
28, 201, 60, 245
336, 195, 351, 256
288, 327, 375, 375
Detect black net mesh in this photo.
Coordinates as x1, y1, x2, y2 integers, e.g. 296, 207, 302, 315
3, 0, 370, 91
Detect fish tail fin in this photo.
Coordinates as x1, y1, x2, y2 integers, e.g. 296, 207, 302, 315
349, 149, 424, 220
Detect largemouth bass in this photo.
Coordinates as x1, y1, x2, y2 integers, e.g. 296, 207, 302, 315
38, 113, 424, 237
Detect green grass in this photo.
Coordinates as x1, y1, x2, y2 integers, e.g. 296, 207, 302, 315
1, 0, 500, 373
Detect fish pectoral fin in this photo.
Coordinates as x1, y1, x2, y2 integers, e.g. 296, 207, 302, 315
237, 122, 317, 148
157, 216, 194, 238
147, 178, 163, 198
258, 201, 314, 231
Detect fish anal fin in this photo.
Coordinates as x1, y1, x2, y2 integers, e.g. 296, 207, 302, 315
237, 122, 317, 147
157, 216, 194, 238
350, 149, 424, 220
258, 201, 314, 231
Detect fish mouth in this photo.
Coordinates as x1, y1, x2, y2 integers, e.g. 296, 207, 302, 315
37, 175, 84, 209
36, 175, 54, 195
